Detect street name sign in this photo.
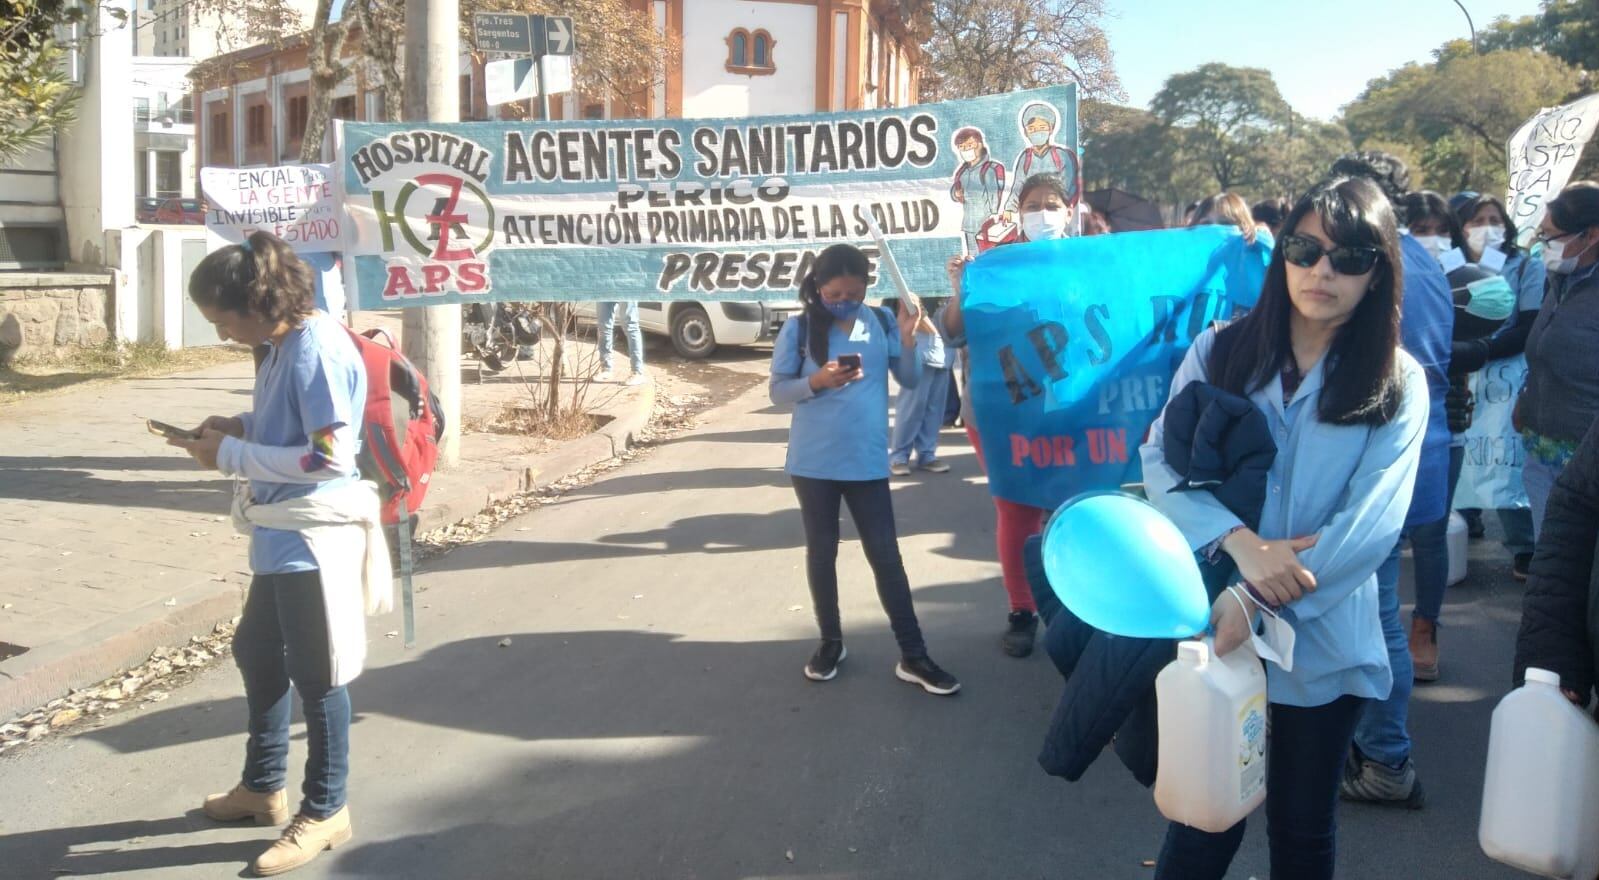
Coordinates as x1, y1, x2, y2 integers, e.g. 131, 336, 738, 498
474, 12, 532, 56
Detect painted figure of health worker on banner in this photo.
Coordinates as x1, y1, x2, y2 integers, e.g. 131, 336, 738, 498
335, 85, 1078, 309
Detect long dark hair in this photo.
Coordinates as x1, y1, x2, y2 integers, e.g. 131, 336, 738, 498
1208, 177, 1406, 427
798, 243, 872, 367
1401, 191, 1466, 251
187, 230, 314, 325
1456, 193, 1523, 256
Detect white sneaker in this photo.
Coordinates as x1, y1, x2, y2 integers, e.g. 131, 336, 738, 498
624, 372, 648, 387
595, 368, 614, 381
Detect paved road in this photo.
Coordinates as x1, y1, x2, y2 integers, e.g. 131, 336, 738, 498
0, 352, 1534, 879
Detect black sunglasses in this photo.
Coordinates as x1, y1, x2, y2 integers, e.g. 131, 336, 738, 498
1280, 234, 1382, 276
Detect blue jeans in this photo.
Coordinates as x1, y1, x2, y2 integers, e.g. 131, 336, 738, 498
890, 365, 951, 465
1155, 695, 1368, 880
234, 570, 350, 819
597, 301, 644, 374
1523, 455, 1561, 543
1410, 445, 1463, 625
1351, 538, 1415, 769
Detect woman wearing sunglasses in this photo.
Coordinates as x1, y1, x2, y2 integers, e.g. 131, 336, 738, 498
1519, 181, 1599, 540
1141, 178, 1427, 880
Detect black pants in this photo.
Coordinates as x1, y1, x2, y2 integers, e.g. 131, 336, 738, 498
791, 476, 926, 657
1154, 694, 1367, 880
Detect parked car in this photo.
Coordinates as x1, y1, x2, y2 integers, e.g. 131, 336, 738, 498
135, 196, 162, 224
154, 197, 207, 225
574, 299, 804, 359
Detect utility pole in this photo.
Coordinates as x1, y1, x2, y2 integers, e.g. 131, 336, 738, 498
402, 0, 462, 465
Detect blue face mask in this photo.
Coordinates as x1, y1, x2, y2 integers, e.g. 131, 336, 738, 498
822, 298, 862, 321
1028, 129, 1051, 147
1463, 275, 1516, 321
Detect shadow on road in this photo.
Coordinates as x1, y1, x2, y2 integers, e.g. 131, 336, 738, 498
1, 811, 265, 877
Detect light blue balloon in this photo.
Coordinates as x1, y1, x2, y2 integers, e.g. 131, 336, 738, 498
1042, 492, 1209, 638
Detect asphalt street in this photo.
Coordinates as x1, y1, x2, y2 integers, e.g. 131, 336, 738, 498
0, 350, 1537, 879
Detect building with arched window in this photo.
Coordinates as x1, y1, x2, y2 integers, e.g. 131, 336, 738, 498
641, 0, 921, 118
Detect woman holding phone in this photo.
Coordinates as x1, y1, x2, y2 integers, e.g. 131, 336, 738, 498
1140, 178, 1428, 879
769, 243, 960, 695
168, 230, 380, 877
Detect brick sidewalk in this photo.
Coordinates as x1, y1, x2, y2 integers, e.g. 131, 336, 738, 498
0, 334, 652, 718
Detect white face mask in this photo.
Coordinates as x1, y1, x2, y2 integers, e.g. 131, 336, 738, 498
1543, 233, 1596, 275
1467, 224, 1506, 254
1021, 208, 1069, 241
1413, 235, 1451, 259
1229, 587, 1295, 671
958, 148, 978, 164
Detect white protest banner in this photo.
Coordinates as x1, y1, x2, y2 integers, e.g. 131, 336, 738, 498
1453, 356, 1530, 511
201, 164, 342, 253
337, 86, 1080, 306
1505, 93, 1599, 247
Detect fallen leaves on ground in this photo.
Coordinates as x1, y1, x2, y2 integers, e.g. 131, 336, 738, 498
0, 621, 238, 755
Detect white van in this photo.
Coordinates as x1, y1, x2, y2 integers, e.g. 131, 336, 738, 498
580, 300, 805, 359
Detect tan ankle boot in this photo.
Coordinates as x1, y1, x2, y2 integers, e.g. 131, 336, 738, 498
252, 807, 352, 876
1410, 616, 1439, 682
203, 784, 290, 825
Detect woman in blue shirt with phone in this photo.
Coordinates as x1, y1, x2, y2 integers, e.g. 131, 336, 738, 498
1140, 178, 1428, 879
770, 243, 960, 695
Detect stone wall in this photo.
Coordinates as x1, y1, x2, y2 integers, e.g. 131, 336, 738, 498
0, 274, 115, 364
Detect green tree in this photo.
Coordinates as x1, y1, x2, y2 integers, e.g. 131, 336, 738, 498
1150, 63, 1289, 192
0, 0, 102, 162
1480, 0, 1599, 71
1256, 115, 1353, 202
912, 0, 1123, 102
1342, 49, 1582, 194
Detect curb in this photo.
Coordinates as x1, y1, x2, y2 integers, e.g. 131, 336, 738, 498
0, 381, 657, 721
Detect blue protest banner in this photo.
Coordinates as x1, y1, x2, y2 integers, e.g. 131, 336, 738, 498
336, 86, 1077, 308
963, 226, 1271, 510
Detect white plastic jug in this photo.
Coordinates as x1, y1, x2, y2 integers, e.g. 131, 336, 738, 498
1446, 511, 1468, 586
1154, 637, 1269, 833
1479, 668, 1599, 879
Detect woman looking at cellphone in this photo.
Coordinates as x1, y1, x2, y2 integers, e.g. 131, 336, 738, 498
167, 231, 380, 877
769, 243, 961, 696
1140, 178, 1428, 879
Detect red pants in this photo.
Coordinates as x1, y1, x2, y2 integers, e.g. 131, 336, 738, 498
966, 424, 1043, 613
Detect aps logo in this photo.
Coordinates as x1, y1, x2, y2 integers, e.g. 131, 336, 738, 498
350, 131, 498, 300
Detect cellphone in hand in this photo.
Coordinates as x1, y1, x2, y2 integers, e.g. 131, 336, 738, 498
146, 418, 200, 441
837, 353, 862, 372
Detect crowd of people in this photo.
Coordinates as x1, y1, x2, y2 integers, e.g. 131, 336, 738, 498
155, 142, 1599, 876
764, 153, 1599, 879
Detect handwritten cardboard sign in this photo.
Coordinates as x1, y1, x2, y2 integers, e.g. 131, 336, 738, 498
201, 164, 341, 253
1505, 93, 1599, 246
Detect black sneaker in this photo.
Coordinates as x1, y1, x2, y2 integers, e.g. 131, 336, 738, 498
1512, 553, 1533, 582
896, 654, 961, 695
804, 640, 846, 682
1002, 611, 1038, 658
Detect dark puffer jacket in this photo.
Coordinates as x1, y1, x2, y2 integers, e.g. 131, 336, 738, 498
1514, 417, 1599, 703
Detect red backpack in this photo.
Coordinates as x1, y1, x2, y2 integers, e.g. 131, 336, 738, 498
346, 328, 443, 526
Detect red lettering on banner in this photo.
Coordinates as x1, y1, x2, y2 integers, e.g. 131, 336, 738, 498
384, 267, 417, 298
421, 264, 452, 292
1010, 433, 1078, 468
1087, 428, 1128, 465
